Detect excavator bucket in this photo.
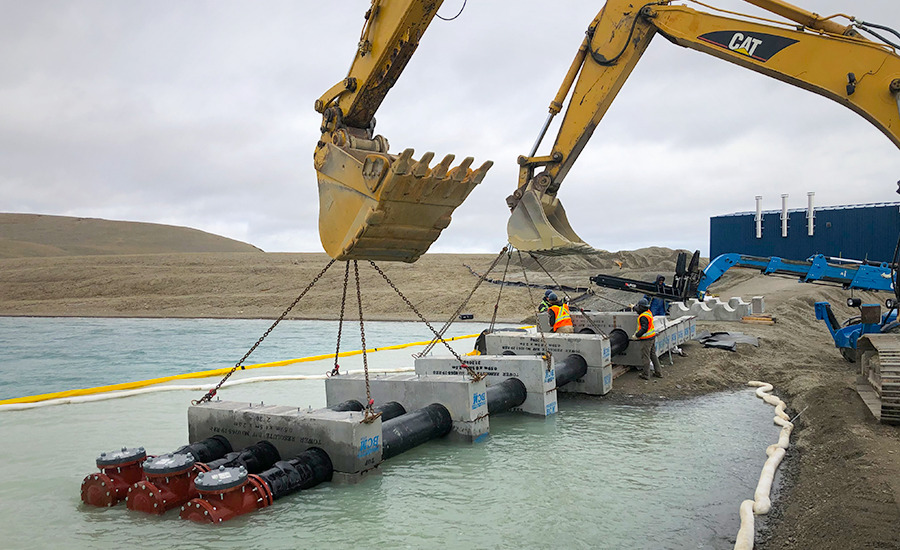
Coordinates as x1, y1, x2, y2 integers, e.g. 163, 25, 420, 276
315, 140, 492, 263
507, 189, 595, 255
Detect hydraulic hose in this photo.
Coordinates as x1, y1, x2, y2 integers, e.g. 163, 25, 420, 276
382, 403, 452, 460
555, 354, 588, 388
486, 377, 527, 414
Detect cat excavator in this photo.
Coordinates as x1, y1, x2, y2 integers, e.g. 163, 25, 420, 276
314, 0, 900, 263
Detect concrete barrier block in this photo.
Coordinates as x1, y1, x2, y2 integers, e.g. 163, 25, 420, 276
483, 331, 612, 395
752, 296, 765, 315
415, 355, 557, 417
188, 401, 382, 480
325, 373, 488, 443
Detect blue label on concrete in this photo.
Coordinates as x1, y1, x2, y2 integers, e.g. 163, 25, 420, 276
546, 402, 557, 415
604, 373, 612, 388
472, 391, 486, 410
544, 368, 555, 383
358, 435, 380, 458
603, 347, 611, 360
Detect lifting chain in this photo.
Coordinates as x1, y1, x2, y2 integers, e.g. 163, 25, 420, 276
517, 250, 553, 372
328, 262, 352, 377
489, 247, 513, 332
354, 261, 381, 424
420, 246, 509, 356
528, 252, 608, 337
368, 260, 485, 382
192, 259, 336, 406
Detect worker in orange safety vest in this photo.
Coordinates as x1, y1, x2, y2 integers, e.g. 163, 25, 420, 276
546, 293, 574, 333
633, 298, 662, 380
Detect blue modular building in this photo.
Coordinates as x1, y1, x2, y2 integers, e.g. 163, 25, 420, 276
709, 200, 900, 262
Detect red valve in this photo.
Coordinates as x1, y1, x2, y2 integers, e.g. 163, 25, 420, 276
180, 467, 273, 523
126, 453, 199, 515
81, 447, 147, 507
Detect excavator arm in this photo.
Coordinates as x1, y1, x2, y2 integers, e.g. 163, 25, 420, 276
314, 0, 492, 263
313, 0, 900, 262
508, 0, 900, 254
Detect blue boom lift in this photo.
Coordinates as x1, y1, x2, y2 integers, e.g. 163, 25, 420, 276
589, 251, 899, 362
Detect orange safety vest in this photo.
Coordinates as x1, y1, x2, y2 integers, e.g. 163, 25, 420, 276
549, 304, 573, 331
637, 310, 656, 339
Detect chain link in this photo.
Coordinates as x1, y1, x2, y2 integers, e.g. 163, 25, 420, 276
329, 262, 351, 377
517, 250, 553, 371
489, 247, 513, 332
368, 260, 483, 381
192, 259, 336, 405
420, 246, 508, 356
354, 261, 381, 423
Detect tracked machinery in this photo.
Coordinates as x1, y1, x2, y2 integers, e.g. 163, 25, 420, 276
314, 0, 900, 262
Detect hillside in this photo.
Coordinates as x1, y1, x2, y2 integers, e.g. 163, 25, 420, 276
0, 213, 262, 258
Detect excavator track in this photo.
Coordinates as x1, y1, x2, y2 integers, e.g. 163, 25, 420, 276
856, 334, 900, 425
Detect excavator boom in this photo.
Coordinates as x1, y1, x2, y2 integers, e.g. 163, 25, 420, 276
508, 0, 900, 254
314, 0, 492, 263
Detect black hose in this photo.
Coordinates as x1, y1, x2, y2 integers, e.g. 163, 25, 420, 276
374, 401, 407, 421
555, 354, 588, 388
257, 448, 334, 501
204, 440, 281, 473
173, 435, 233, 464
329, 399, 365, 412
382, 403, 452, 460
486, 377, 527, 414
609, 328, 629, 356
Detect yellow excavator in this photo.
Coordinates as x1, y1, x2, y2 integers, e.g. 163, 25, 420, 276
314, 0, 900, 262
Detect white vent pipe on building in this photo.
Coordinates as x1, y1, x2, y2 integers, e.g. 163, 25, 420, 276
781, 194, 789, 237
755, 196, 763, 239
807, 192, 815, 236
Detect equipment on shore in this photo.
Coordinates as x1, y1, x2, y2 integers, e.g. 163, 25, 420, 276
315, 0, 900, 261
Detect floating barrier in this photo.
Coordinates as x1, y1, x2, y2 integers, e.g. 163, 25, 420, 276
733, 381, 794, 550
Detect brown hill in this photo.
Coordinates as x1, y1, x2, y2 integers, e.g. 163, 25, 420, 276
0, 213, 262, 258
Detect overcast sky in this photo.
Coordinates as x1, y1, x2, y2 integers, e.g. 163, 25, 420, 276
3, 0, 900, 256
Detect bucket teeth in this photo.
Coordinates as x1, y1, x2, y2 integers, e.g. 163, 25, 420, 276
411, 152, 433, 177
316, 139, 492, 262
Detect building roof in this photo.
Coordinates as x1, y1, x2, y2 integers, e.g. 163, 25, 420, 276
715, 201, 900, 218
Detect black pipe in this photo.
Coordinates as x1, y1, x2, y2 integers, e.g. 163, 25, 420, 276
382, 403, 452, 460
609, 328, 629, 356
555, 354, 588, 388
173, 435, 233, 464
256, 447, 334, 501
374, 401, 407, 421
329, 399, 365, 412
204, 440, 281, 473
486, 377, 527, 414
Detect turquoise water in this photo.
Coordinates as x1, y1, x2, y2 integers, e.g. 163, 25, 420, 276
0, 317, 489, 399
0, 318, 781, 549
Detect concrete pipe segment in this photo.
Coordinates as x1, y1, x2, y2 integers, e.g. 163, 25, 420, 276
733, 381, 794, 550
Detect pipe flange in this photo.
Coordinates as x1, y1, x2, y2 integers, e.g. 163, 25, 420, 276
142, 452, 195, 476
96, 446, 146, 468
195, 466, 248, 492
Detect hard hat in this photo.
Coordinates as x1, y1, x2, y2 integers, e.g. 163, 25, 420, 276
544, 289, 554, 297
637, 298, 650, 310
547, 292, 558, 303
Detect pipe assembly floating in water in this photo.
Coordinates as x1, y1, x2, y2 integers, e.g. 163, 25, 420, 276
181, 403, 451, 523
